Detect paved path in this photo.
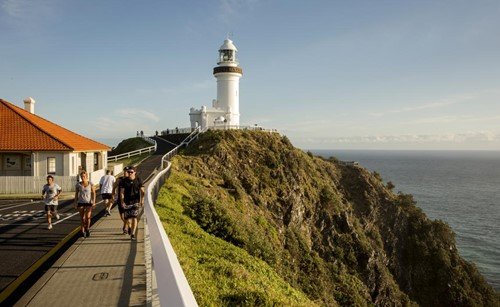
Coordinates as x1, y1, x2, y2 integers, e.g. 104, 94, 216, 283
0, 197, 106, 299
16, 207, 146, 306
2, 134, 190, 305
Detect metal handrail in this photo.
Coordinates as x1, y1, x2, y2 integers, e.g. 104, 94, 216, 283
143, 128, 205, 306
142, 135, 157, 147
107, 144, 156, 162
161, 127, 202, 168
144, 163, 198, 307
207, 125, 279, 133
161, 127, 195, 135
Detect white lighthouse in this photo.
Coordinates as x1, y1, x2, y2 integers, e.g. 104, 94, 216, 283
190, 38, 243, 129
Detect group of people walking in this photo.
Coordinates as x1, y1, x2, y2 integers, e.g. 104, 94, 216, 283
42, 166, 144, 241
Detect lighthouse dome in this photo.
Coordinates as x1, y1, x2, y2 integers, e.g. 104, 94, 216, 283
219, 39, 238, 52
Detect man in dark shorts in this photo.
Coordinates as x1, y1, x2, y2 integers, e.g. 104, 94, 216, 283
99, 170, 115, 216
113, 166, 130, 234
119, 166, 144, 240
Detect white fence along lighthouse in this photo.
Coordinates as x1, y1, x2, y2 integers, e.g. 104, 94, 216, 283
190, 38, 243, 129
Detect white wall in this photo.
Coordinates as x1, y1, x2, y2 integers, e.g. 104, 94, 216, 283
69, 153, 77, 176
90, 168, 105, 185
36, 152, 65, 176
216, 73, 241, 126
0, 153, 32, 176
189, 107, 226, 130
110, 163, 123, 176
101, 151, 108, 171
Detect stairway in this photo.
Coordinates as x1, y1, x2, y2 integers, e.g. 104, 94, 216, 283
135, 132, 200, 182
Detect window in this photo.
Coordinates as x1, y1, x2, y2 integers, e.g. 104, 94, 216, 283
220, 50, 234, 62
47, 157, 56, 174
24, 156, 31, 169
94, 153, 99, 170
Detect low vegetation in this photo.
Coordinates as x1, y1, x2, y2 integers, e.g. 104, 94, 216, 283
108, 137, 152, 156
155, 130, 499, 306
108, 153, 151, 170
156, 171, 316, 306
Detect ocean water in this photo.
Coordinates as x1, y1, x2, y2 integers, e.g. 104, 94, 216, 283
312, 150, 500, 291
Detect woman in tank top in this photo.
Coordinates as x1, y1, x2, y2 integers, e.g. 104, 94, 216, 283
74, 170, 96, 237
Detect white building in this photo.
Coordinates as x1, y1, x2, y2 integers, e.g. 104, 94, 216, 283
190, 38, 243, 129
0, 98, 110, 193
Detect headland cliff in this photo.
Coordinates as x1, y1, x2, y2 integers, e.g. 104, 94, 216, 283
156, 130, 498, 306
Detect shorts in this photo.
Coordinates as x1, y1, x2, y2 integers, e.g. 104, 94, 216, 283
44, 204, 56, 212
124, 203, 141, 219
101, 193, 112, 200
77, 202, 92, 207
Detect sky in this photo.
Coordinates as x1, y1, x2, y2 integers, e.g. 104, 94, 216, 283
1, 0, 499, 150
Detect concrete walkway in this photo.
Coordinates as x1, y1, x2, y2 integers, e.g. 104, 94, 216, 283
16, 207, 147, 306
12, 135, 191, 306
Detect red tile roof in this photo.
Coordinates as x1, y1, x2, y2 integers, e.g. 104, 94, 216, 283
0, 99, 110, 152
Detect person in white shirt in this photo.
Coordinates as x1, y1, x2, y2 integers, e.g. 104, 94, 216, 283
99, 170, 116, 216
42, 175, 62, 230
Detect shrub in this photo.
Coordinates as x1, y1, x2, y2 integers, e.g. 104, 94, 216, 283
372, 171, 383, 181
184, 196, 243, 246
387, 181, 395, 190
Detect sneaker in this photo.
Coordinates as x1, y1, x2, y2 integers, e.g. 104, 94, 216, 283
123, 227, 128, 234
47, 224, 52, 230
82, 231, 87, 238
106, 210, 111, 216
55, 213, 60, 219
86, 229, 91, 237
131, 234, 136, 241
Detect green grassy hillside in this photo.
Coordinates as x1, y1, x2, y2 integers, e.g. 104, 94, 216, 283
155, 130, 499, 306
109, 137, 151, 156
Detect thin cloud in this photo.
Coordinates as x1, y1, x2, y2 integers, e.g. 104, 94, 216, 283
1, 0, 59, 19
370, 94, 475, 117
161, 79, 212, 93
298, 132, 500, 144
410, 115, 500, 125
2, 0, 25, 17
218, 0, 259, 24
136, 79, 212, 95
1, 0, 61, 32
94, 112, 159, 138
117, 109, 160, 122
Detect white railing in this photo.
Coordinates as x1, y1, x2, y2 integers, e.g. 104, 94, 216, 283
161, 126, 279, 135
109, 163, 124, 176
107, 144, 156, 162
144, 163, 198, 307
144, 127, 203, 306
142, 135, 156, 146
207, 125, 279, 133
161, 127, 196, 135
0, 176, 78, 194
161, 127, 202, 168
89, 169, 105, 185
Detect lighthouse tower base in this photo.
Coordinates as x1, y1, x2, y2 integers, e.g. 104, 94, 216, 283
189, 100, 239, 130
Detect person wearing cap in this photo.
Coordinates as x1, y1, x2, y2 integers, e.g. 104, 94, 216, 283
119, 166, 144, 240
113, 166, 131, 234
